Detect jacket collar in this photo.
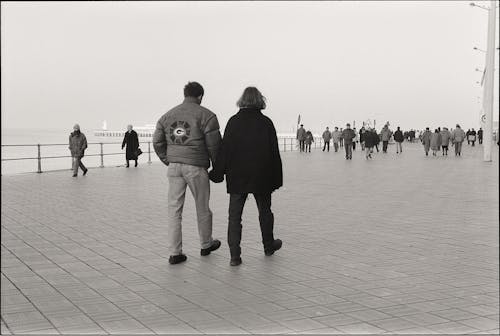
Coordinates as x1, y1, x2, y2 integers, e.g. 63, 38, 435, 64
183, 97, 201, 104
239, 107, 262, 114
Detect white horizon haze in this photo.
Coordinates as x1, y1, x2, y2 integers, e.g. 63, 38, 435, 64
1, 1, 499, 134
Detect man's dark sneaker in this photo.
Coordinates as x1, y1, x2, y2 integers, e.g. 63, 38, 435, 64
265, 239, 282, 256
230, 257, 242, 266
200, 239, 221, 256
169, 254, 187, 264
72, 174, 77, 177
83, 169, 88, 176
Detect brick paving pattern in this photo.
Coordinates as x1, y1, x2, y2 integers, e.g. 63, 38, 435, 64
1, 142, 499, 334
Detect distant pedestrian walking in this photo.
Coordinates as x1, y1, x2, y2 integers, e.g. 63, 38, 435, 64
430, 129, 442, 156
380, 124, 392, 153
359, 127, 366, 151
341, 123, 356, 160
332, 127, 341, 152
421, 127, 432, 156
440, 127, 451, 155
394, 126, 404, 154
322, 127, 332, 152
451, 124, 466, 156
468, 128, 477, 147
68, 124, 88, 177
352, 128, 358, 151
297, 124, 306, 152
339, 128, 344, 147
153, 81, 222, 265
305, 130, 314, 152
122, 125, 140, 167
478, 128, 483, 144
209, 87, 283, 266
364, 127, 378, 159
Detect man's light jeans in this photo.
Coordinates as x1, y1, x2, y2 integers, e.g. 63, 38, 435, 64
167, 162, 213, 255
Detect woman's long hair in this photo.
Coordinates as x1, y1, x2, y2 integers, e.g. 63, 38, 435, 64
236, 87, 266, 110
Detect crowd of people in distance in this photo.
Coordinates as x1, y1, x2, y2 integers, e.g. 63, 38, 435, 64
296, 123, 489, 160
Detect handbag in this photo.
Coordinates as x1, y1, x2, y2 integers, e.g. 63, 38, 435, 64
135, 148, 143, 157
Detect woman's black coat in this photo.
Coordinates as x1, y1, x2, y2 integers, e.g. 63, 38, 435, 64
210, 108, 283, 194
122, 130, 139, 160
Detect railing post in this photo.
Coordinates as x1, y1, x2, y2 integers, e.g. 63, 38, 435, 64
37, 144, 42, 173
283, 138, 286, 152
148, 142, 152, 164
100, 143, 104, 168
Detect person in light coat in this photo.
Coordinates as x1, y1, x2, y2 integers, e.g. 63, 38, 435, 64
430, 129, 442, 156
451, 124, 466, 156
440, 127, 452, 156
331, 127, 341, 152
421, 127, 432, 156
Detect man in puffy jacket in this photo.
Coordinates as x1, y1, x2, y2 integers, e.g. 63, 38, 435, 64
341, 123, 356, 160
153, 82, 222, 264
421, 127, 432, 156
322, 127, 332, 152
393, 126, 404, 154
69, 124, 88, 177
451, 124, 466, 156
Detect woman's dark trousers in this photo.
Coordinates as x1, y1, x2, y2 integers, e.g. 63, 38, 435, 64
382, 141, 389, 152
228, 193, 274, 258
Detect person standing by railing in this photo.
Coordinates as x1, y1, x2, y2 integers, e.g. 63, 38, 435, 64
322, 127, 332, 152
122, 125, 140, 167
69, 124, 88, 177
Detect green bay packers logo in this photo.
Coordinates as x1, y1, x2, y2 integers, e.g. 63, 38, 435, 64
169, 121, 191, 144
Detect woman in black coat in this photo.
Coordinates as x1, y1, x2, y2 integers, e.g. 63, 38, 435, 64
209, 87, 283, 266
122, 125, 139, 167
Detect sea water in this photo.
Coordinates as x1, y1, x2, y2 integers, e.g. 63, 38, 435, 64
1, 128, 159, 175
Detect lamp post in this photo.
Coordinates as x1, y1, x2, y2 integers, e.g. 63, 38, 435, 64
471, 1, 497, 161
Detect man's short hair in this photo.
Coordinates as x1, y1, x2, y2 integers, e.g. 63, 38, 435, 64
184, 82, 204, 98
346, 123, 350, 127
300, 124, 303, 127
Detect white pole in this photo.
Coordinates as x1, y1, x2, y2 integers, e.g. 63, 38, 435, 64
482, 0, 496, 162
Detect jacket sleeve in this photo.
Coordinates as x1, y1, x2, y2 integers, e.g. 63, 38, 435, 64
203, 114, 222, 167
82, 134, 88, 151
68, 135, 72, 150
269, 121, 283, 191
152, 120, 169, 166
210, 118, 234, 182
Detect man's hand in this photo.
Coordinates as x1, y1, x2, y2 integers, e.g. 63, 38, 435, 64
208, 170, 223, 183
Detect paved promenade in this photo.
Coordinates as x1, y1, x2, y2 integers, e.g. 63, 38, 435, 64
1, 142, 499, 334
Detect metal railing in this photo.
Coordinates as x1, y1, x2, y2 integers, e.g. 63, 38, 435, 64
1, 137, 324, 174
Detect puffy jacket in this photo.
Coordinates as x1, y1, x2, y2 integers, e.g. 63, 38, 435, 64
331, 130, 342, 143
341, 128, 356, 144
394, 130, 404, 142
451, 128, 466, 143
381, 127, 392, 141
440, 130, 451, 146
297, 127, 306, 141
364, 131, 378, 147
153, 97, 221, 169
322, 130, 332, 141
421, 130, 432, 145
68, 131, 87, 157
430, 132, 442, 150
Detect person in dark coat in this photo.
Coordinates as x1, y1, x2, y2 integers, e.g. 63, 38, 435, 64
393, 126, 404, 154
69, 124, 88, 177
122, 125, 140, 167
364, 127, 377, 159
209, 87, 283, 266
305, 130, 314, 152
478, 127, 483, 144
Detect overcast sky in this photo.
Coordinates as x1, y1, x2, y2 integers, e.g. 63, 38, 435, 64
1, 1, 499, 133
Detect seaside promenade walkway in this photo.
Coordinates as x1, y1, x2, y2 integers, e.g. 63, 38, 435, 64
1, 142, 499, 334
